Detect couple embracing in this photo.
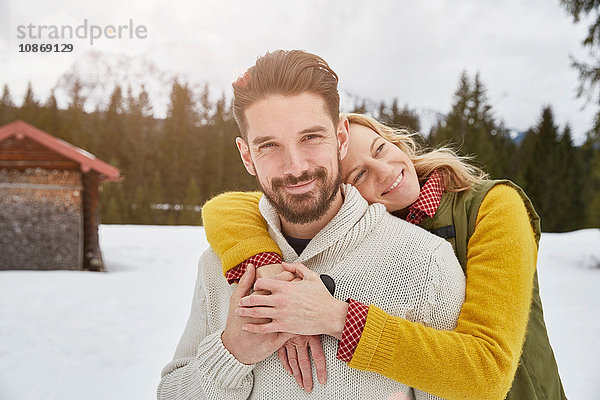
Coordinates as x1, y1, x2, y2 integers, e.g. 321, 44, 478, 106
158, 50, 566, 400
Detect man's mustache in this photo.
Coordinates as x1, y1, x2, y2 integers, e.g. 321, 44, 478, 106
271, 168, 327, 189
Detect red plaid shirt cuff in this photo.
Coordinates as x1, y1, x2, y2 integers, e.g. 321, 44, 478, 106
225, 252, 283, 284
336, 298, 369, 362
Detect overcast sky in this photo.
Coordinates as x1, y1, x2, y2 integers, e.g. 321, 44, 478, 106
0, 0, 595, 142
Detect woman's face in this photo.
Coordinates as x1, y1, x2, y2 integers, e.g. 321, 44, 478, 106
341, 123, 421, 213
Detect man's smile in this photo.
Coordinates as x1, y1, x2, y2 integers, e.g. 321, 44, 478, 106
284, 179, 316, 195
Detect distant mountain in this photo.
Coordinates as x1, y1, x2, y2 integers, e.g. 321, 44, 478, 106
511, 129, 528, 145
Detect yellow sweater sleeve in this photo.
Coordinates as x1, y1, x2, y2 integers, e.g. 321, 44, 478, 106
349, 184, 537, 400
201, 191, 282, 276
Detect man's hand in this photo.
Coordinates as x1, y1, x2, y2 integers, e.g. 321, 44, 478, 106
255, 263, 286, 280
252, 265, 327, 391
236, 262, 349, 339
221, 264, 293, 365
278, 334, 326, 393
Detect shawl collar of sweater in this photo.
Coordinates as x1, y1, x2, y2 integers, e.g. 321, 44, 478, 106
258, 184, 386, 263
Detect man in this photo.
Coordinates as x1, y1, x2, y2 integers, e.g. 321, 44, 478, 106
157, 50, 465, 399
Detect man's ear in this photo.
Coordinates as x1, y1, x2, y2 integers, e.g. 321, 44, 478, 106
336, 116, 350, 160
236, 137, 256, 176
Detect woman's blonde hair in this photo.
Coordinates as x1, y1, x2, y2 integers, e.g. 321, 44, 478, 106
343, 113, 488, 192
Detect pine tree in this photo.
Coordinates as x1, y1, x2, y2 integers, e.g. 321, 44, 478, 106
560, 0, 600, 229
560, 1, 600, 105
0, 84, 15, 125
131, 185, 150, 224
204, 94, 227, 198
197, 82, 212, 125
210, 93, 258, 195
430, 72, 514, 178
162, 80, 200, 205
18, 81, 40, 125
102, 191, 121, 224
100, 177, 124, 224
430, 71, 471, 148
351, 99, 368, 114
557, 125, 588, 231
39, 90, 61, 137
64, 79, 86, 144
377, 98, 421, 133
179, 177, 202, 225
124, 86, 143, 176
521, 106, 562, 231
147, 170, 166, 224
583, 127, 600, 227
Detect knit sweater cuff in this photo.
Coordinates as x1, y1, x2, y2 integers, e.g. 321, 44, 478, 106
348, 305, 399, 373
196, 331, 255, 389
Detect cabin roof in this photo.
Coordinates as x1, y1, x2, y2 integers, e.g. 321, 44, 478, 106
0, 120, 122, 182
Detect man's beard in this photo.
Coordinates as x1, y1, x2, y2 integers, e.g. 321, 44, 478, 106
257, 159, 342, 225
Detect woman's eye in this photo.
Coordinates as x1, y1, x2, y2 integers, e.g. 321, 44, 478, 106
375, 143, 385, 155
354, 170, 365, 184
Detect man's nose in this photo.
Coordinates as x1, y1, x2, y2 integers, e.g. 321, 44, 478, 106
282, 147, 310, 177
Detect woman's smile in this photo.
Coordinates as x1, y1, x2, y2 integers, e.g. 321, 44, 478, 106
382, 171, 404, 195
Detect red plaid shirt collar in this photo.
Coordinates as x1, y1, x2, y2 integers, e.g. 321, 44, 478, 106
404, 170, 445, 225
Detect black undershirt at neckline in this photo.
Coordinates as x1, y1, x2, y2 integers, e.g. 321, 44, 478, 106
282, 232, 311, 255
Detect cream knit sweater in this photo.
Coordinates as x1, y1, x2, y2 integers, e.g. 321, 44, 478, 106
157, 185, 465, 400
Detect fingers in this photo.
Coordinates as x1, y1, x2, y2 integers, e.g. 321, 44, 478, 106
281, 262, 316, 280
278, 346, 293, 375
253, 277, 287, 293
255, 263, 284, 280
236, 305, 276, 320
296, 342, 313, 392
308, 335, 327, 385
241, 321, 279, 334
271, 332, 295, 350
238, 293, 277, 307
272, 270, 296, 282
233, 264, 255, 301
285, 343, 303, 389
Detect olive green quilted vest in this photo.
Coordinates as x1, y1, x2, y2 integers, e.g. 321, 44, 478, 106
418, 180, 567, 400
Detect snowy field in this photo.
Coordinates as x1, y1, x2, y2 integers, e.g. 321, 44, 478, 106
0, 225, 599, 400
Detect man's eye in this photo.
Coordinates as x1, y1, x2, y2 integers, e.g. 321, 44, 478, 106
304, 134, 320, 141
259, 143, 275, 149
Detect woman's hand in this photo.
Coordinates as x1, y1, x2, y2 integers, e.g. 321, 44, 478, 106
253, 264, 297, 296
278, 334, 327, 392
250, 266, 298, 323
236, 262, 349, 339
255, 263, 286, 280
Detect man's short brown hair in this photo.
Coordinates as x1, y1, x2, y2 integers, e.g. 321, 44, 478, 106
232, 50, 340, 139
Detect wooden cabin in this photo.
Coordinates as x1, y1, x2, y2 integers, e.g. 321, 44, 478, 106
0, 120, 122, 271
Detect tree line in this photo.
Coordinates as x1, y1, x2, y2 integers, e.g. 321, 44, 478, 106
0, 81, 256, 226
0, 71, 598, 232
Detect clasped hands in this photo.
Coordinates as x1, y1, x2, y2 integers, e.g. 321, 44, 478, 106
222, 262, 348, 392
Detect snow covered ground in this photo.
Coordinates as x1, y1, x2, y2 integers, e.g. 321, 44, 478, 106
0, 225, 599, 399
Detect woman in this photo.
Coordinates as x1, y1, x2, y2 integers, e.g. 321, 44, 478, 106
201, 113, 566, 400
